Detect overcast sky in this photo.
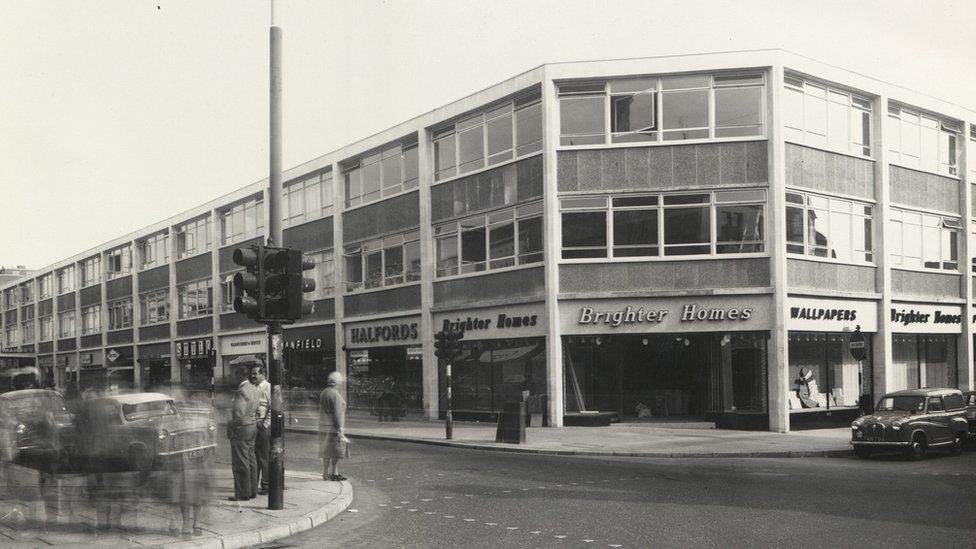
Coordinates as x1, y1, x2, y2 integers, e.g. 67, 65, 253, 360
2, 0, 974, 270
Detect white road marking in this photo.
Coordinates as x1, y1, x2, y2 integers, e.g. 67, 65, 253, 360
386, 477, 394, 480
507, 527, 518, 530
486, 523, 497, 526
401, 501, 410, 504
444, 515, 455, 519
347, 509, 359, 513
425, 512, 436, 515
583, 539, 594, 543
393, 506, 402, 509
503, 490, 512, 493
408, 509, 417, 512
421, 498, 432, 502
378, 504, 387, 507
530, 531, 541, 535
555, 535, 567, 539
366, 479, 375, 482
609, 544, 623, 547
444, 496, 453, 499
463, 518, 475, 522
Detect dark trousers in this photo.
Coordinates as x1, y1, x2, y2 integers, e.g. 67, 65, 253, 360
255, 423, 270, 490
230, 423, 257, 498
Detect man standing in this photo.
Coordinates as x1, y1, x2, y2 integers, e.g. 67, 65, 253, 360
242, 364, 271, 495
229, 373, 261, 501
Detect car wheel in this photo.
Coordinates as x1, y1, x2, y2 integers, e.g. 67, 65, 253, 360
949, 434, 964, 456
904, 436, 926, 461
853, 446, 872, 459
128, 446, 153, 473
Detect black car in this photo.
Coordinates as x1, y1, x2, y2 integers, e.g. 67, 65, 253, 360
0, 389, 74, 469
963, 390, 976, 444
851, 388, 968, 460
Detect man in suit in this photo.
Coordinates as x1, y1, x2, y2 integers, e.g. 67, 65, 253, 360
229, 371, 262, 501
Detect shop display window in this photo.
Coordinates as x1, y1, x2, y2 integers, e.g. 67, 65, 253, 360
346, 347, 424, 416
439, 337, 546, 418
788, 332, 871, 410
890, 334, 957, 391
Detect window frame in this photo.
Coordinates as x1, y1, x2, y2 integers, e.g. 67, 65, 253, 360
343, 143, 420, 209
105, 245, 132, 280
177, 278, 213, 319
886, 104, 960, 177
57, 310, 75, 339
888, 207, 960, 272
219, 196, 265, 246
283, 170, 335, 228
81, 304, 101, 335
56, 266, 75, 295
138, 232, 170, 270
139, 289, 170, 326
175, 216, 212, 259
785, 190, 875, 264
434, 201, 544, 278
344, 231, 421, 293
81, 256, 101, 287
107, 298, 133, 331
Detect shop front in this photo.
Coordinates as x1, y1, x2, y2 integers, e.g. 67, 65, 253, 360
343, 316, 423, 416
560, 296, 771, 427
889, 302, 961, 392
57, 353, 76, 389
105, 346, 135, 391
176, 337, 215, 395
433, 303, 547, 422
283, 324, 336, 411
37, 355, 54, 389
78, 350, 105, 392
787, 296, 877, 428
138, 342, 171, 391
219, 332, 266, 387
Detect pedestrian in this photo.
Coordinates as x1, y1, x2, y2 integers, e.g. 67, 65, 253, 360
318, 371, 347, 481
241, 364, 271, 495
228, 376, 261, 501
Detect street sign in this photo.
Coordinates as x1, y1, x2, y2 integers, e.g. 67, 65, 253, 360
848, 326, 866, 361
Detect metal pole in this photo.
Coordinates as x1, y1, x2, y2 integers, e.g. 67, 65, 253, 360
445, 362, 453, 439
267, 24, 285, 510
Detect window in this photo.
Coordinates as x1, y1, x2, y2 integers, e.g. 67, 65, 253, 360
3, 325, 15, 348
559, 73, 764, 146
344, 143, 419, 208
886, 105, 960, 175
138, 232, 169, 270
81, 256, 101, 287
39, 315, 52, 341
108, 298, 132, 330
38, 274, 52, 299
19, 281, 33, 304
891, 334, 956, 390
888, 208, 959, 271
220, 196, 265, 245
561, 191, 764, 259
57, 311, 75, 338
81, 305, 101, 335
20, 307, 34, 345
221, 273, 237, 313
786, 191, 873, 262
2, 288, 15, 310
435, 202, 544, 277
306, 249, 335, 300
433, 92, 542, 182
106, 245, 132, 279
783, 75, 872, 157
178, 279, 213, 319
140, 289, 170, 325
56, 266, 75, 294
345, 231, 420, 291
283, 170, 335, 227
176, 216, 212, 259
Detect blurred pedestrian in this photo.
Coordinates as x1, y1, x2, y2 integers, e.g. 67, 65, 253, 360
318, 371, 347, 481
228, 378, 261, 501
241, 364, 271, 495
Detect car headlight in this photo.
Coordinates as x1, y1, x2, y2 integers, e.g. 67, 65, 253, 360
851, 421, 862, 429
854, 430, 864, 439
14, 423, 26, 435
891, 421, 902, 431
157, 429, 169, 441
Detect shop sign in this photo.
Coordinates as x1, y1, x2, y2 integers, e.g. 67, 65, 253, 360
787, 297, 877, 332
406, 346, 423, 359
220, 333, 266, 356
434, 303, 546, 338
349, 350, 370, 364
176, 338, 214, 359
848, 327, 866, 361
560, 296, 770, 335
890, 303, 962, 334
107, 349, 120, 362
82, 353, 93, 365
285, 338, 325, 350
344, 316, 421, 348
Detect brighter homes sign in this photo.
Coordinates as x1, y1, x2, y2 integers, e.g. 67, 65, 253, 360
560, 296, 771, 335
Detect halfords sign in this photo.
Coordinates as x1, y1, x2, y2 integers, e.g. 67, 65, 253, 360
560, 296, 770, 335
344, 316, 421, 348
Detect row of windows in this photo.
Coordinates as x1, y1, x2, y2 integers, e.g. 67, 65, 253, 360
222, 250, 336, 312
784, 74, 872, 157
886, 106, 960, 176
345, 232, 421, 292
219, 197, 265, 246
558, 73, 765, 146
786, 191, 873, 262
284, 171, 335, 227
433, 94, 543, 183
344, 144, 419, 208
435, 202, 544, 277
561, 191, 765, 259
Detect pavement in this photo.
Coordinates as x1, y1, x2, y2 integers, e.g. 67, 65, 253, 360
0, 412, 852, 548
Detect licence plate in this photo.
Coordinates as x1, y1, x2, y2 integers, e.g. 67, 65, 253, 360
190, 449, 205, 458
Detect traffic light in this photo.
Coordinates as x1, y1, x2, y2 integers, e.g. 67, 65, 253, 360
232, 243, 292, 323
434, 329, 464, 361
283, 249, 316, 321
261, 246, 292, 319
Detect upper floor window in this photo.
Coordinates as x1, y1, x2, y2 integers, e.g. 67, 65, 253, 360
58, 310, 75, 338
561, 191, 764, 259
436, 202, 544, 277
19, 281, 33, 304
178, 279, 213, 319
81, 255, 101, 287
345, 231, 420, 292
39, 315, 52, 342
106, 245, 132, 280
138, 232, 169, 270
786, 191, 873, 263
284, 170, 335, 227
19, 319, 33, 345
176, 216, 212, 259
140, 289, 170, 326
57, 265, 75, 294
306, 249, 335, 300
783, 75, 872, 157
888, 208, 959, 271
344, 143, 419, 208
433, 92, 542, 182
108, 298, 133, 330
220, 196, 265, 246
969, 126, 976, 181
81, 305, 101, 335
3, 324, 16, 348
559, 73, 764, 147
38, 274, 52, 299
2, 288, 15, 310
886, 105, 960, 176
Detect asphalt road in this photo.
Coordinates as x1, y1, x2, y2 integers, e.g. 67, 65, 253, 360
236, 432, 976, 549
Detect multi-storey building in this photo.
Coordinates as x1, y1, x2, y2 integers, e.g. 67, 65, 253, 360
2, 50, 974, 431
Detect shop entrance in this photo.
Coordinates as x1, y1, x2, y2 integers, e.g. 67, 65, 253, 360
563, 332, 766, 421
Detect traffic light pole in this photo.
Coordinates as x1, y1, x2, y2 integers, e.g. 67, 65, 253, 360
445, 362, 453, 440
267, 24, 285, 510
267, 321, 285, 510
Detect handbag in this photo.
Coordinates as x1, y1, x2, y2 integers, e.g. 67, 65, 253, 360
337, 433, 351, 458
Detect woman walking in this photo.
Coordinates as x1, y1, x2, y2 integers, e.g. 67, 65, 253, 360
318, 372, 347, 481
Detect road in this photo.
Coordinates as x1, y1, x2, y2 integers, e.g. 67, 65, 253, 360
232, 432, 976, 549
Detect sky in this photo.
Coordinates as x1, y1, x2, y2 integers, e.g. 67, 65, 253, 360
2, 0, 974, 270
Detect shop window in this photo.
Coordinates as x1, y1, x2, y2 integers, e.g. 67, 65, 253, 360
434, 202, 543, 278
344, 231, 420, 292
886, 105, 959, 175
788, 332, 871, 410
784, 74, 872, 157
890, 334, 956, 391
561, 190, 764, 259
888, 208, 958, 271
786, 190, 873, 263
440, 338, 546, 416
559, 72, 764, 146
220, 196, 265, 245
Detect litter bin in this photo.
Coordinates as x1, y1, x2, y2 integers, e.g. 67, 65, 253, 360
525, 395, 544, 427
495, 401, 526, 444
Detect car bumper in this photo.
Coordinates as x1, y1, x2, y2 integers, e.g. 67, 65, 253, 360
157, 444, 216, 458
851, 440, 910, 447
